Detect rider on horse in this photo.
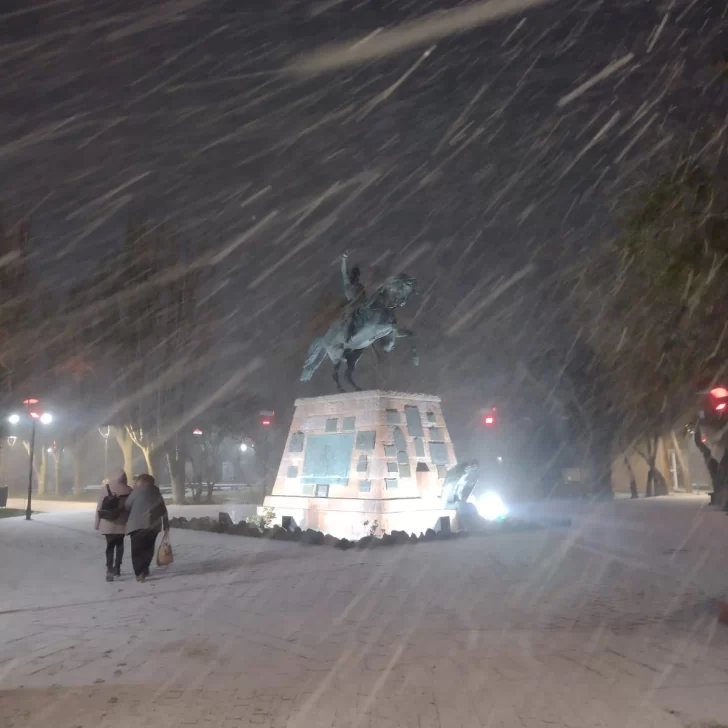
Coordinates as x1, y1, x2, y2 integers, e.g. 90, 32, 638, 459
341, 252, 366, 307
341, 252, 368, 340
301, 256, 418, 391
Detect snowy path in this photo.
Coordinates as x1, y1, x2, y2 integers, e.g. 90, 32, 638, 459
1, 499, 727, 727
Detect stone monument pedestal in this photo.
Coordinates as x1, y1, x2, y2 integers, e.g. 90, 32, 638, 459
262, 391, 456, 539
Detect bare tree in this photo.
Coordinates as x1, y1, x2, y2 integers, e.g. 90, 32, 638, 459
85, 223, 213, 503
22, 439, 48, 496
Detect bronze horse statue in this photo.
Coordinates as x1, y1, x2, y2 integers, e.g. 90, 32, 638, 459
301, 273, 419, 392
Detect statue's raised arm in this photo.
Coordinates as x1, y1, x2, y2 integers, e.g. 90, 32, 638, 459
340, 253, 358, 302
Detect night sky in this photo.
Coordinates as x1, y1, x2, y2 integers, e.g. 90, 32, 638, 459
1, 0, 726, 433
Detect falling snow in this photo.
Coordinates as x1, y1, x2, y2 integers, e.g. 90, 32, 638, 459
1, 0, 728, 724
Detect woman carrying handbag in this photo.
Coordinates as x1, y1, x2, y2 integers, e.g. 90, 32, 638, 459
124, 473, 170, 582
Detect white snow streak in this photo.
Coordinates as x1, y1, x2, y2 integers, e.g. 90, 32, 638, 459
615, 112, 658, 163
646, 1, 674, 54
446, 264, 535, 335
557, 53, 635, 108
209, 211, 279, 265
559, 111, 621, 179
287, 0, 558, 74
357, 46, 435, 120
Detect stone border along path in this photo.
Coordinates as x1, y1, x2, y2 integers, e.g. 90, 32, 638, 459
168, 512, 559, 549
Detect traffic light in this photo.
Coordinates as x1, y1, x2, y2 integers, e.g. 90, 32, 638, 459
482, 407, 497, 427
23, 398, 41, 419
710, 387, 728, 412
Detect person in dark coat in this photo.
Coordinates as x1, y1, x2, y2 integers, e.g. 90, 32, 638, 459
95, 469, 132, 581
124, 473, 169, 582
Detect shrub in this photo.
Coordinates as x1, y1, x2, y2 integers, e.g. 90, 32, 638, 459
245, 507, 275, 529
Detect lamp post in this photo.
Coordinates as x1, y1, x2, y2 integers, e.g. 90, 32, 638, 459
98, 426, 110, 477
8, 400, 53, 521
7, 418, 20, 488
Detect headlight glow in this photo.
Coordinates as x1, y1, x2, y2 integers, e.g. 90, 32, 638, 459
476, 491, 508, 522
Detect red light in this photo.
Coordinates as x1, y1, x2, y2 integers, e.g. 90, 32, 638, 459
192, 428, 203, 435
482, 406, 497, 427
23, 398, 39, 405
261, 419, 271, 427
710, 387, 728, 398
29, 411, 40, 420
716, 403, 726, 412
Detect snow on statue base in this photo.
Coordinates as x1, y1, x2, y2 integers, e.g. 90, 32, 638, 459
261, 391, 457, 539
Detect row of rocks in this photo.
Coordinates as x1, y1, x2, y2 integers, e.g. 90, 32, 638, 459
168, 514, 540, 550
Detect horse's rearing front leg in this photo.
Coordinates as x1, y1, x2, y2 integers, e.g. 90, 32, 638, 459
344, 350, 364, 391
332, 358, 346, 393
395, 327, 419, 367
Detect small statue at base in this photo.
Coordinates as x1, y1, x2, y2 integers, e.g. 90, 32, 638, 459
440, 460, 480, 509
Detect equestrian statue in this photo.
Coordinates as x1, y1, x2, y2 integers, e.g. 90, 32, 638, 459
301, 253, 419, 392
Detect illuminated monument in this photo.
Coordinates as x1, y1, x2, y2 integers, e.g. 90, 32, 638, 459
262, 391, 456, 538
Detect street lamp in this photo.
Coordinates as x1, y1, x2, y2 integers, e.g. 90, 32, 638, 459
98, 426, 110, 476
8, 399, 54, 521
240, 443, 248, 452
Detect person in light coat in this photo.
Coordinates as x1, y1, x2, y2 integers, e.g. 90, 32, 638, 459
124, 473, 169, 582
94, 468, 132, 581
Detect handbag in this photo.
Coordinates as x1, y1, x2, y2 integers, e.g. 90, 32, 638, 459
156, 533, 174, 567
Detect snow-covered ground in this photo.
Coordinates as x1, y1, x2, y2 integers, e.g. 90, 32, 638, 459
1, 498, 727, 727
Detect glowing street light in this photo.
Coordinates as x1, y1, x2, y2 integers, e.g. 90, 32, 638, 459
240, 443, 248, 452
12, 399, 55, 520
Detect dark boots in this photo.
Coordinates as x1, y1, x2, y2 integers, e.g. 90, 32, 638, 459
105, 535, 125, 580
